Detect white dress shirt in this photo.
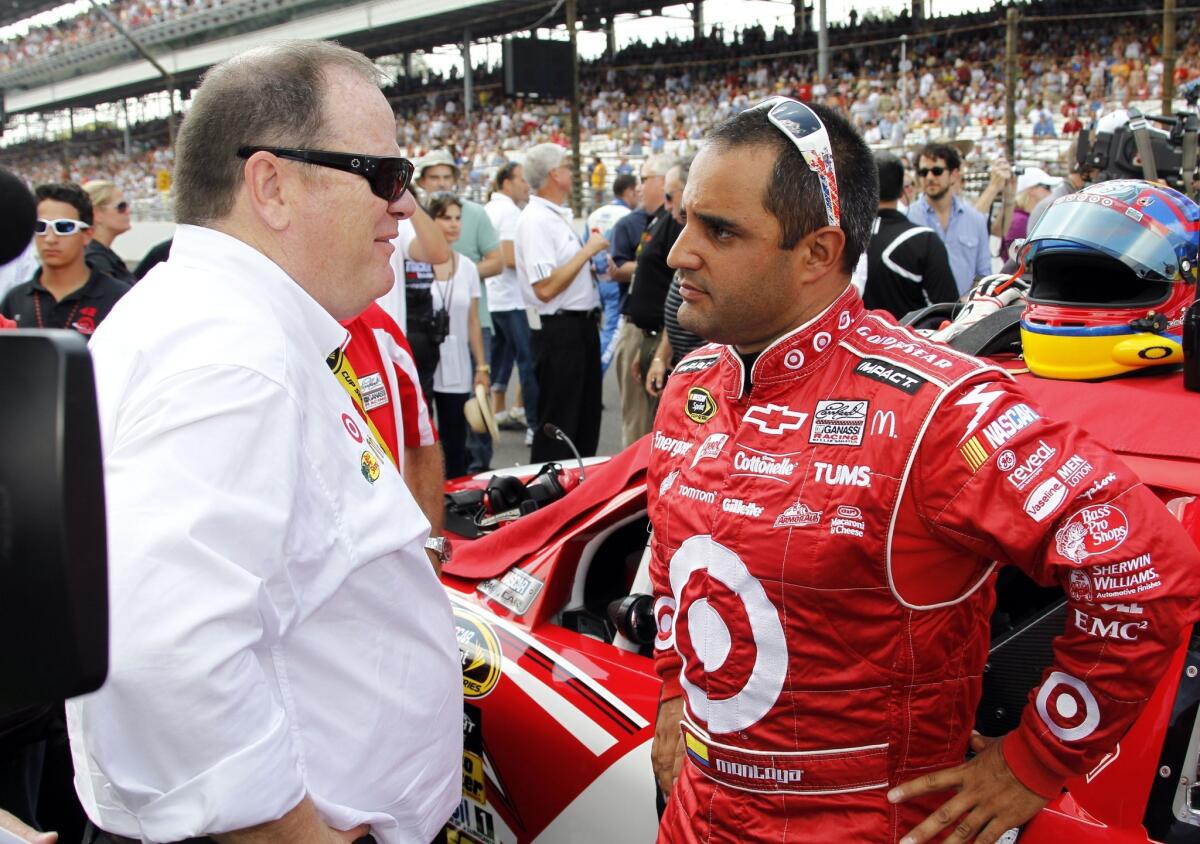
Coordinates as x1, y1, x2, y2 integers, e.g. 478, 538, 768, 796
514, 194, 600, 315
69, 224, 461, 844
482, 192, 525, 312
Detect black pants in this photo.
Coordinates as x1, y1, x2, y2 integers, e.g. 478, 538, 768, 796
433, 390, 470, 479
530, 312, 601, 463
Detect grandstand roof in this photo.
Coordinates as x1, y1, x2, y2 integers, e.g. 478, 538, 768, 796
4, 0, 667, 113
0, 0, 61, 29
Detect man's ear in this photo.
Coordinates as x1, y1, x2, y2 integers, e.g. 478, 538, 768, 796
241, 152, 291, 232
795, 226, 847, 281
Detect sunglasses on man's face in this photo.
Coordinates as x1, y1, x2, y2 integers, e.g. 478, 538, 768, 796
750, 96, 841, 228
237, 147, 415, 203
35, 218, 90, 236
917, 166, 948, 178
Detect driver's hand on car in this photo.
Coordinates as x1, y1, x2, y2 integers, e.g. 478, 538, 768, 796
652, 694, 686, 798
0, 808, 56, 843
888, 732, 1049, 844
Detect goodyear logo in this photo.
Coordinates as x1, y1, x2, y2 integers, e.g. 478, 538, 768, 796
960, 436, 989, 472
685, 387, 717, 423
454, 607, 502, 699
360, 450, 381, 484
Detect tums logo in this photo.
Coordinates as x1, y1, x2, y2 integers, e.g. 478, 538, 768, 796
813, 461, 871, 487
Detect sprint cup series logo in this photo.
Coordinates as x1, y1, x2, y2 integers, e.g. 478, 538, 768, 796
685, 387, 718, 423
453, 607, 503, 699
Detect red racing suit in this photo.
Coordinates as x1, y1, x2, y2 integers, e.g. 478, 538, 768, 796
647, 285, 1200, 842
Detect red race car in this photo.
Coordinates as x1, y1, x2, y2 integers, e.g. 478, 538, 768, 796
437, 368, 1200, 844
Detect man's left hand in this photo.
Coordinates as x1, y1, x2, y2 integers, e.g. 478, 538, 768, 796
888, 733, 1049, 844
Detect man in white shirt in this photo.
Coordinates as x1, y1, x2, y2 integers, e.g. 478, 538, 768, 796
483, 161, 537, 438
514, 143, 607, 462
70, 40, 461, 844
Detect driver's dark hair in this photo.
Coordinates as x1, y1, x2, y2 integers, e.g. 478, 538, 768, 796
705, 102, 877, 273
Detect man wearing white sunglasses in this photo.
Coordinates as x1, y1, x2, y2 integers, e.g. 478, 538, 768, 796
646, 97, 1200, 844
0, 182, 130, 334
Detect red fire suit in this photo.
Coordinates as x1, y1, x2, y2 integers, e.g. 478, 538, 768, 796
647, 285, 1200, 842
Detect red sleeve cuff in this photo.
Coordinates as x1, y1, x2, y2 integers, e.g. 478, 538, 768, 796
1001, 728, 1070, 800
660, 675, 683, 700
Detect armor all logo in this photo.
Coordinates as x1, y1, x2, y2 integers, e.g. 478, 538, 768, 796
668, 535, 788, 734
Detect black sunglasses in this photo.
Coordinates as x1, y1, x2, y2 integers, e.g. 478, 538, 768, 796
917, 166, 948, 178
108, 200, 129, 213
237, 147, 414, 202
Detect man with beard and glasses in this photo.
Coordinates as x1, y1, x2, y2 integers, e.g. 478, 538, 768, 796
906, 143, 992, 295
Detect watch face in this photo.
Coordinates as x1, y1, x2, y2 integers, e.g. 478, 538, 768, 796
426, 536, 452, 562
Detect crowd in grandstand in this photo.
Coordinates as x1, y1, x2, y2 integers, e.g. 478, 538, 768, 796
4, 0, 1199, 210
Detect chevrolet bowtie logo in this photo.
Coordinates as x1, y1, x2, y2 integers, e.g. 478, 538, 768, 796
742, 404, 808, 435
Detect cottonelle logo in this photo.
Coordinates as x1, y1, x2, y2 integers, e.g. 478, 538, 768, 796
731, 449, 798, 481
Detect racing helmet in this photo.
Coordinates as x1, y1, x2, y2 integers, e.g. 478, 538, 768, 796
1019, 179, 1199, 380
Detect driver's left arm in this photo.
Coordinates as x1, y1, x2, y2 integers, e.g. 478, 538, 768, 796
914, 373, 1200, 797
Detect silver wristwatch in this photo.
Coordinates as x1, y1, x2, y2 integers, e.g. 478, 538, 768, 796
424, 535, 452, 564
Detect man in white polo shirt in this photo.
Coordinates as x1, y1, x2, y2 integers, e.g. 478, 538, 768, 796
514, 143, 607, 462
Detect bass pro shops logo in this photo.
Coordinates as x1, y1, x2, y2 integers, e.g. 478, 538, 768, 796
685, 387, 718, 423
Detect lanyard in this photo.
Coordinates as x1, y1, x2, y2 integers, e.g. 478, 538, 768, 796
326, 346, 397, 469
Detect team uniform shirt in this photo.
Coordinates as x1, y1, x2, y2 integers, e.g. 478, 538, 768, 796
908, 193, 993, 295
515, 195, 600, 315
0, 267, 130, 335
432, 254, 481, 394
862, 208, 960, 319
648, 285, 1200, 842
70, 225, 461, 844
621, 207, 683, 332
342, 302, 438, 472
483, 192, 526, 312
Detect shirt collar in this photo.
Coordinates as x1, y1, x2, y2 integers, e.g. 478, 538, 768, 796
169, 224, 348, 361
720, 284, 865, 400
29, 267, 105, 302
490, 192, 517, 209
530, 194, 572, 221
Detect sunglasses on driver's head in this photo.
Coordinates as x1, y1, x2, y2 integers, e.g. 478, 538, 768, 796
35, 218, 90, 236
750, 96, 841, 228
237, 147, 415, 203
917, 167, 948, 178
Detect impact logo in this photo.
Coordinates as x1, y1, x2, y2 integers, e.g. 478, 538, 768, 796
453, 607, 503, 699
853, 358, 926, 395
685, 387, 718, 423
1056, 504, 1130, 564
674, 355, 720, 374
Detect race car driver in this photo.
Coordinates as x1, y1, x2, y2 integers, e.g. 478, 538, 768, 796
647, 97, 1200, 844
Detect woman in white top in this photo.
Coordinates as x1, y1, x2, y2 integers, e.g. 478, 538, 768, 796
427, 193, 490, 478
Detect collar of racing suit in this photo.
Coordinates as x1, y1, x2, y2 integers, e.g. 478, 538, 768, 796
720, 283, 864, 401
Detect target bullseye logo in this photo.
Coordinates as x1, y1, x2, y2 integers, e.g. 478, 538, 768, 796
1035, 671, 1100, 741
668, 535, 787, 734
783, 349, 805, 370
813, 331, 832, 353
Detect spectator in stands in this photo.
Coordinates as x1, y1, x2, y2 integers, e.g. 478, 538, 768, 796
587, 172, 638, 374
590, 155, 607, 206
862, 153, 958, 320
907, 143, 992, 295
82, 180, 135, 285
1001, 166, 1062, 262
0, 183, 129, 335
483, 161, 538, 443
413, 150, 500, 472
613, 156, 685, 446
423, 192, 489, 479
515, 143, 607, 462
645, 158, 703, 398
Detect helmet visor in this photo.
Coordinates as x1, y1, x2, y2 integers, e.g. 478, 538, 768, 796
1026, 193, 1190, 281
